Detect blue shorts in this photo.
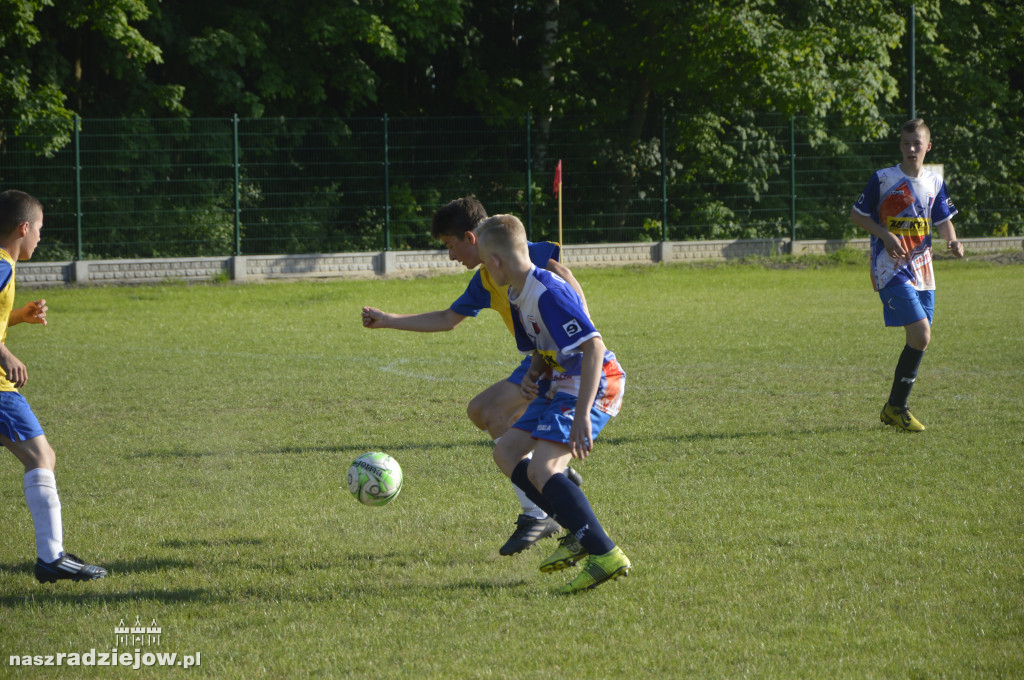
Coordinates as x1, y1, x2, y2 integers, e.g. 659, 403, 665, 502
507, 356, 553, 396
512, 391, 612, 445
0, 392, 45, 442
879, 285, 934, 327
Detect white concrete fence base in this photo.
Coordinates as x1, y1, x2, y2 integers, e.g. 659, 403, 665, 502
17, 237, 1023, 287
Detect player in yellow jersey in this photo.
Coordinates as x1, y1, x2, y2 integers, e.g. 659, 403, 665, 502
362, 196, 587, 555
0, 190, 106, 583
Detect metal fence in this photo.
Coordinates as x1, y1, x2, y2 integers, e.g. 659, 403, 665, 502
1, 113, 1019, 261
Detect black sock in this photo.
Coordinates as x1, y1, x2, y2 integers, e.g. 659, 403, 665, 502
510, 460, 556, 518
888, 345, 925, 409
540, 474, 615, 556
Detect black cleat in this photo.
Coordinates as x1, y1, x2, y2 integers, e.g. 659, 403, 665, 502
499, 514, 561, 556
565, 466, 583, 487
35, 553, 107, 583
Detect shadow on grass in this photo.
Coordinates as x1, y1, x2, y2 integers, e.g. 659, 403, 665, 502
129, 439, 482, 459
160, 537, 264, 549
0, 583, 217, 607
596, 425, 863, 446
0, 555, 196, 579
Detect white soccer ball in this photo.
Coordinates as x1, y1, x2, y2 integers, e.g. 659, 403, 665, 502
347, 452, 403, 506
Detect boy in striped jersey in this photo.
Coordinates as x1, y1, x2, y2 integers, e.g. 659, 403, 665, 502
476, 214, 630, 593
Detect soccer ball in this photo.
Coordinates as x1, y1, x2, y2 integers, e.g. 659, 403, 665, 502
347, 452, 403, 506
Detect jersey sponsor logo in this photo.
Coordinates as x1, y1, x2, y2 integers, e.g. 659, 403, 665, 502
879, 180, 914, 223
886, 216, 930, 237
561, 318, 583, 337
538, 349, 565, 373
527, 314, 541, 335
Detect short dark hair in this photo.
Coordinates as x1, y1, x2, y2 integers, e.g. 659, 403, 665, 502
901, 118, 931, 139
431, 196, 488, 240
0, 190, 43, 238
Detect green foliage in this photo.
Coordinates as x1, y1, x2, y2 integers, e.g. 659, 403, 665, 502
1, 0, 1023, 249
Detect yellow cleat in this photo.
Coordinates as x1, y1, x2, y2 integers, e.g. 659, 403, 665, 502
558, 547, 631, 594
881, 403, 926, 432
538, 532, 588, 573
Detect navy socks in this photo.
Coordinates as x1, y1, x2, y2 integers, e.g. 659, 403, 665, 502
889, 344, 925, 409
510, 459, 615, 555
540, 474, 615, 556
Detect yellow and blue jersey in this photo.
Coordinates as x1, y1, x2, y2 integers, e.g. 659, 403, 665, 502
853, 165, 957, 292
0, 249, 18, 391
449, 241, 559, 335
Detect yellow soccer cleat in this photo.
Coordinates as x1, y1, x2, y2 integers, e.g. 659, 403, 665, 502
558, 547, 631, 594
538, 532, 588, 573
881, 403, 926, 432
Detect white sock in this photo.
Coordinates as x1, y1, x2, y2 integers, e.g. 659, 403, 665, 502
24, 468, 64, 563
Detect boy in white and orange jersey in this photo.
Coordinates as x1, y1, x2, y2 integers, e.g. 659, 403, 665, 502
850, 119, 964, 432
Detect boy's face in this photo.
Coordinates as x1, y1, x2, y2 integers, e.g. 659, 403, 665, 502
439, 231, 481, 269
20, 209, 43, 260
899, 130, 931, 169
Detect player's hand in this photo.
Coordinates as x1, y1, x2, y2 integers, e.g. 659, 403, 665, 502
884, 233, 907, 259
21, 299, 48, 326
0, 346, 28, 388
361, 306, 387, 329
947, 240, 965, 258
520, 370, 540, 399
569, 417, 593, 460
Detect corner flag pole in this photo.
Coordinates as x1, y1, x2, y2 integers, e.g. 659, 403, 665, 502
554, 159, 563, 245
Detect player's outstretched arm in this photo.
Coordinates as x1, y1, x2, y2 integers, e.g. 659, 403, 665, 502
546, 259, 590, 317
361, 306, 467, 332
8, 299, 48, 327
936, 219, 964, 258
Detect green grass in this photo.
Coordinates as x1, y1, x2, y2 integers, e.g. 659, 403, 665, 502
1, 258, 1022, 678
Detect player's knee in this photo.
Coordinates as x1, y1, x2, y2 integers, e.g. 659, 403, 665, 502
23, 451, 56, 473
909, 328, 930, 351
492, 445, 518, 477
466, 398, 487, 430
525, 461, 553, 491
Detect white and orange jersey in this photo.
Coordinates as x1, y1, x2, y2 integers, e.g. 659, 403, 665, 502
508, 266, 624, 416
853, 165, 957, 291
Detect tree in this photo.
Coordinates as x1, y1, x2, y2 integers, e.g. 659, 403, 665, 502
142, 0, 465, 118
0, 0, 178, 152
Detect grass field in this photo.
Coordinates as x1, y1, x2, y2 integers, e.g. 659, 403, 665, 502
1, 255, 1022, 678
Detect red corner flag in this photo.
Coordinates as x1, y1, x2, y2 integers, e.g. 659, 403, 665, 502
553, 159, 562, 198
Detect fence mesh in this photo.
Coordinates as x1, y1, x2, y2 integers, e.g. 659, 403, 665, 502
1, 113, 1019, 261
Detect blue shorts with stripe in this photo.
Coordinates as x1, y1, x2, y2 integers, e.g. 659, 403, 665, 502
879, 285, 935, 327
512, 392, 612, 445
0, 391, 45, 442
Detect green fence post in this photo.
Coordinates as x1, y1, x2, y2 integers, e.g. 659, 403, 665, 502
790, 115, 797, 243
383, 114, 391, 251
661, 110, 668, 242
909, 4, 916, 120
233, 114, 241, 256
74, 114, 82, 261
525, 112, 532, 239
